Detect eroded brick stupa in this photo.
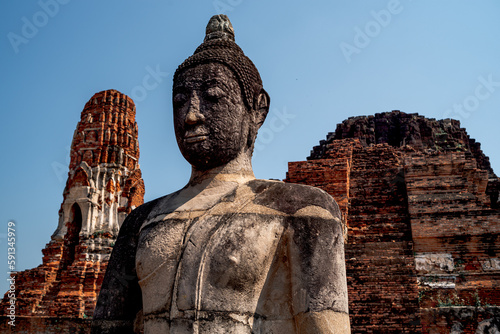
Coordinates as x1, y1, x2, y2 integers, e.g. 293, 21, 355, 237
286, 110, 500, 333
0, 89, 144, 332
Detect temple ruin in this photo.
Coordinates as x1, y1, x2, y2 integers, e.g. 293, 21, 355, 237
0, 89, 144, 332
286, 110, 500, 333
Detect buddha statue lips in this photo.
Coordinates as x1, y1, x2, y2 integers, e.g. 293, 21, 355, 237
184, 133, 208, 144
92, 14, 350, 334
182, 123, 209, 144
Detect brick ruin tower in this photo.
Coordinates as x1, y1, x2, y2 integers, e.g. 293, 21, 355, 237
1, 89, 144, 330
286, 111, 499, 334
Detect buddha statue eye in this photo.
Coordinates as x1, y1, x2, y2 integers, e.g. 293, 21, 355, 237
173, 93, 188, 107
204, 86, 226, 102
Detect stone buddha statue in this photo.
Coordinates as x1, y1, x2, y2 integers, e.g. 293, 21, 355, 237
92, 15, 350, 334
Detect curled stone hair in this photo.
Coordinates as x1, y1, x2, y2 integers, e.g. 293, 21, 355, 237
174, 15, 264, 110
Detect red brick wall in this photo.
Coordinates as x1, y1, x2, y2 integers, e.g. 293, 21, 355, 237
286, 111, 500, 333
405, 152, 500, 333
287, 140, 421, 333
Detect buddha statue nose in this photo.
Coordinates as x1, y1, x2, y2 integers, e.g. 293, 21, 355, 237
185, 91, 205, 125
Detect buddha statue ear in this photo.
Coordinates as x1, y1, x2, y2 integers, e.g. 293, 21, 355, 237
247, 88, 270, 150
253, 88, 270, 128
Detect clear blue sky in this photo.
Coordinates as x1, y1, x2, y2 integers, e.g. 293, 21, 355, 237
1, 0, 499, 296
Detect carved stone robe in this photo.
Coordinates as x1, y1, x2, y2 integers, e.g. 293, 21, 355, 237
92, 180, 349, 334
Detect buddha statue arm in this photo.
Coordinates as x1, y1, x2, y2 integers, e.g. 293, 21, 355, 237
250, 180, 350, 332
286, 190, 351, 333
91, 200, 157, 334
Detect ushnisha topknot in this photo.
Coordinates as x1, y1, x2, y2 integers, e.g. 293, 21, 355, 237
205, 14, 235, 42
174, 14, 263, 110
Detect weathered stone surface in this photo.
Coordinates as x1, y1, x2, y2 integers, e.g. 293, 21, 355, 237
415, 253, 454, 274
92, 15, 349, 333
0, 90, 144, 327
0, 316, 91, 333
286, 110, 500, 333
421, 306, 500, 334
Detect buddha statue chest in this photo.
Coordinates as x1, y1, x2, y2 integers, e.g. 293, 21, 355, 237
135, 184, 295, 333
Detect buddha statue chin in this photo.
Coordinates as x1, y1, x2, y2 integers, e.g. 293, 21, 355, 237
92, 14, 350, 334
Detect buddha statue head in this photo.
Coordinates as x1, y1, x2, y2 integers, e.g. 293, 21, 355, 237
173, 14, 270, 171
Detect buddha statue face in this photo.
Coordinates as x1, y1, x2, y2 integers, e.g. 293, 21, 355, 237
173, 62, 254, 170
